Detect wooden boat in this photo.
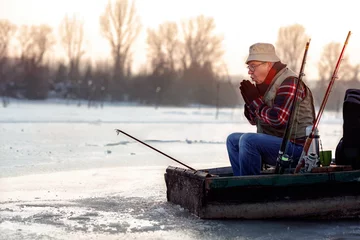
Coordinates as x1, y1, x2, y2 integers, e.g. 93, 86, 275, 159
164, 165, 360, 219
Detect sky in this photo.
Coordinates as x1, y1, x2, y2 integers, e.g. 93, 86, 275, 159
0, 0, 359, 80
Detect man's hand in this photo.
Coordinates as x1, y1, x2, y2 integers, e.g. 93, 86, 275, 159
239, 80, 261, 104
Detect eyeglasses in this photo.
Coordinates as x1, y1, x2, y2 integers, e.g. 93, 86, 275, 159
247, 62, 266, 72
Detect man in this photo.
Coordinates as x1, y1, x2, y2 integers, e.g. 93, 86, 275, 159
227, 43, 315, 176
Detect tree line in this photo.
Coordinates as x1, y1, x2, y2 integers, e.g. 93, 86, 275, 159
0, 0, 358, 110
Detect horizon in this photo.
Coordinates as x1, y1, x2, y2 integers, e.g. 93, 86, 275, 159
0, 0, 358, 81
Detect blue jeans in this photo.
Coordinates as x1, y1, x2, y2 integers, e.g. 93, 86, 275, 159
226, 133, 304, 176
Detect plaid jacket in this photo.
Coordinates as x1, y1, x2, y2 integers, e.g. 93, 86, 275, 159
244, 65, 307, 144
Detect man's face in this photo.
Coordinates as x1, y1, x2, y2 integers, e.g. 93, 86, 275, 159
247, 61, 272, 84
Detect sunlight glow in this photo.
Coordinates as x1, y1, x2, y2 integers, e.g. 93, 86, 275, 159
0, 0, 358, 79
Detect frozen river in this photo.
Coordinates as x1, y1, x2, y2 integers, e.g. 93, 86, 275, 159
0, 100, 359, 239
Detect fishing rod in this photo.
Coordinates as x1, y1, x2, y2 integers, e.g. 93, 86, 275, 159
115, 129, 197, 171
274, 39, 311, 174
294, 30, 351, 173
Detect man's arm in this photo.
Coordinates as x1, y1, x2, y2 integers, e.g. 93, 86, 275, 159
244, 104, 256, 125
248, 77, 306, 129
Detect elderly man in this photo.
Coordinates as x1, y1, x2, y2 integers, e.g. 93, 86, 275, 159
226, 43, 315, 176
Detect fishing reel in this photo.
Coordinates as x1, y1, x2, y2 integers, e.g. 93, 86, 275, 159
275, 154, 293, 174
303, 153, 320, 172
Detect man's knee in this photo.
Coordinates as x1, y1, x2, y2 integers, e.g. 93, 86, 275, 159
239, 133, 258, 146
226, 133, 239, 146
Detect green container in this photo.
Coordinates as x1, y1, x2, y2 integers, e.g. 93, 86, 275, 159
320, 150, 332, 166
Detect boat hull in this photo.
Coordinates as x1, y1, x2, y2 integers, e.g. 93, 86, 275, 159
164, 166, 360, 219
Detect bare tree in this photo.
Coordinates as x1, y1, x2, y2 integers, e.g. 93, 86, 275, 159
59, 14, 85, 84
0, 20, 17, 106
316, 42, 351, 110
0, 19, 17, 60
181, 15, 224, 72
17, 24, 55, 99
99, 0, 141, 80
0, 19, 17, 81
348, 64, 360, 83
317, 42, 350, 81
18, 24, 55, 67
276, 24, 309, 72
147, 21, 180, 73
146, 22, 181, 107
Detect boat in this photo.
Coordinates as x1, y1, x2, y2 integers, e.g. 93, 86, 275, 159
164, 165, 360, 219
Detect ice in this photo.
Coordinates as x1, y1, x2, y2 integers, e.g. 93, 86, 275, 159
0, 99, 358, 239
